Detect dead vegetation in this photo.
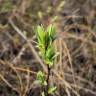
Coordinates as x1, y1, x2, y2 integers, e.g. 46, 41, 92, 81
0, 0, 96, 96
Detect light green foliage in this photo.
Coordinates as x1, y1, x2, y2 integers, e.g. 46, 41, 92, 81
44, 45, 55, 67
48, 86, 57, 94
36, 25, 46, 46
47, 24, 56, 41
36, 24, 56, 67
41, 91, 45, 96
36, 71, 47, 86
35, 24, 57, 95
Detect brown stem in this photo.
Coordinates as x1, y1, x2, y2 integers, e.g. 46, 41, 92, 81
46, 65, 51, 96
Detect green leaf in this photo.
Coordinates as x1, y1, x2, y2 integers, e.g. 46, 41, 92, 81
43, 81, 47, 86
36, 71, 46, 85
46, 45, 55, 60
48, 86, 57, 94
36, 25, 46, 45
35, 24, 56, 67
41, 91, 45, 96
47, 24, 56, 41
36, 71, 44, 81
44, 45, 55, 67
45, 60, 53, 68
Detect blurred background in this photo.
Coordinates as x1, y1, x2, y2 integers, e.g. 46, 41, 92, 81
0, 0, 96, 96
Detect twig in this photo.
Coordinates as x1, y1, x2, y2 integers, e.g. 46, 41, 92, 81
46, 65, 51, 96
8, 18, 47, 73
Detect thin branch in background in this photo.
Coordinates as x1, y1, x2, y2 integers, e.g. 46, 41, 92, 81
8, 18, 47, 73
0, 73, 17, 92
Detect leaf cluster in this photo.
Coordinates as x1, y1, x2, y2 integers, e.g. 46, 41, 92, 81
35, 24, 56, 67
36, 71, 47, 86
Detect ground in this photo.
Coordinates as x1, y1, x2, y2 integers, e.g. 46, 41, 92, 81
0, 0, 96, 96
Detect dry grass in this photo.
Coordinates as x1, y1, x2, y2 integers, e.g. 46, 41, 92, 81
0, 0, 96, 96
